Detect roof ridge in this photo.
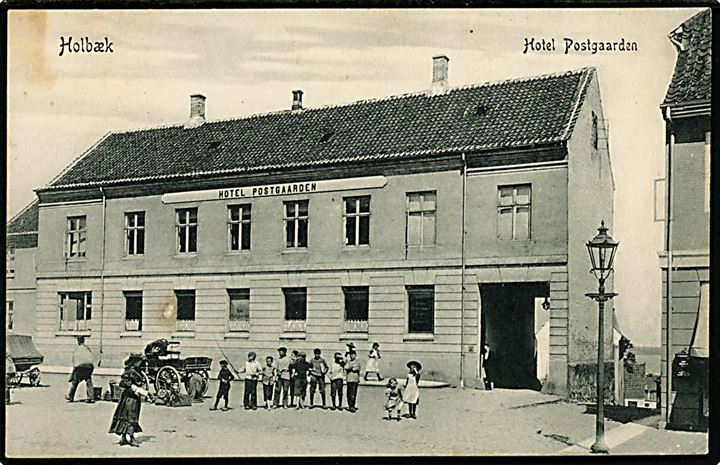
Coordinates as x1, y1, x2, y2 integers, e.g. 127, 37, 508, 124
109, 67, 594, 135
561, 67, 596, 140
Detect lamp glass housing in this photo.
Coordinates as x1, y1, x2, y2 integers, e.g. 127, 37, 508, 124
586, 221, 618, 281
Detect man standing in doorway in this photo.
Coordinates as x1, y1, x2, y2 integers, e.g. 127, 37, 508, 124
481, 343, 495, 391
66, 336, 95, 403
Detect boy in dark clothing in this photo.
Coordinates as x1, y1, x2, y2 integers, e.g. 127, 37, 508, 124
291, 352, 312, 410
309, 348, 329, 409
211, 360, 235, 411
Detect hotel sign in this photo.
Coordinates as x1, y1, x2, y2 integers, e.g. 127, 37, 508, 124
161, 176, 387, 204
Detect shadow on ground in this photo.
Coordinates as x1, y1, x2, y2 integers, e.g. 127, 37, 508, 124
583, 404, 660, 425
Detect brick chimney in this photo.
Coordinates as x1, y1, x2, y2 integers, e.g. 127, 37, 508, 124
431, 55, 449, 95
292, 90, 303, 111
185, 94, 206, 129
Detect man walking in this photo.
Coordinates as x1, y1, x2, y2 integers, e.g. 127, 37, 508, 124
273, 347, 291, 408
66, 336, 95, 403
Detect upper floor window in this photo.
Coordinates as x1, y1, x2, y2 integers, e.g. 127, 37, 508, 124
228, 205, 251, 251
498, 185, 531, 240
406, 191, 436, 247
6, 247, 15, 278
284, 200, 308, 248
344, 196, 370, 246
124, 291, 143, 331
59, 292, 92, 331
124, 212, 145, 256
176, 208, 198, 254
66, 216, 87, 259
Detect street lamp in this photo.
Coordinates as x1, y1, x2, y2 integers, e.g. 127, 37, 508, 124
585, 221, 618, 454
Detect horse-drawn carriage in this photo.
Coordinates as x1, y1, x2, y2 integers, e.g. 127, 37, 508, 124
139, 339, 212, 402
6, 335, 44, 387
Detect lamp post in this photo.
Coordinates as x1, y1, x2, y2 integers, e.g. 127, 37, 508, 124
585, 221, 619, 454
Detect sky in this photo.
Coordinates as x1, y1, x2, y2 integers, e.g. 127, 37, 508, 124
7, 8, 706, 347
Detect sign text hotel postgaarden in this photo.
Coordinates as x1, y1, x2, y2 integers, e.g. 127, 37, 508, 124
161, 176, 388, 204
523, 37, 638, 54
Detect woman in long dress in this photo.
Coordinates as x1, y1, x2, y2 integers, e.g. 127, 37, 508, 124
403, 360, 421, 419
109, 354, 149, 446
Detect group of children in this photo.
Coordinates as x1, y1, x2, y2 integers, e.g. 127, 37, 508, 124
209, 342, 422, 420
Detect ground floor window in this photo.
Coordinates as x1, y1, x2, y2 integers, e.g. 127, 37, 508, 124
283, 288, 306, 332
124, 291, 143, 331
228, 289, 250, 331
343, 286, 369, 333
407, 285, 434, 333
6, 300, 13, 330
59, 292, 92, 331
175, 290, 196, 331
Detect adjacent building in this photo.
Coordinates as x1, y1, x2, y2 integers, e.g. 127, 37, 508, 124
10, 58, 615, 394
659, 9, 710, 431
6, 201, 39, 337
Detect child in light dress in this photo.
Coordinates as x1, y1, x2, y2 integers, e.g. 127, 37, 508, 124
364, 342, 383, 381
384, 377, 403, 421
403, 360, 421, 419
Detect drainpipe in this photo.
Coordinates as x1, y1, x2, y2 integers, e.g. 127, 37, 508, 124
459, 153, 467, 389
663, 106, 674, 423
98, 187, 107, 366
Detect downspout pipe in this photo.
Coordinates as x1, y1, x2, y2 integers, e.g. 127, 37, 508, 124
459, 153, 467, 389
98, 187, 107, 366
663, 106, 674, 424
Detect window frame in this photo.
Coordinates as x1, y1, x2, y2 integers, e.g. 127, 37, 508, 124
65, 216, 87, 259
405, 191, 437, 248
227, 288, 251, 332
497, 184, 532, 241
282, 287, 307, 321
176, 208, 198, 254
124, 211, 146, 257
6, 247, 15, 278
58, 292, 92, 331
123, 291, 143, 331
406, 285, 435, 334
6, 300, 14, 331
283, 200, 309, 249
227, 204, 252, 252
343, 196, 371, 247
174, 290, 196, 330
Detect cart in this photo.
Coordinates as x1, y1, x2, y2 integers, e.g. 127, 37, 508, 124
6, 335, 44, 387
139, 339, 212, 402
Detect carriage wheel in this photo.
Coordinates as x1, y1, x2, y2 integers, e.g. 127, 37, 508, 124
155, 366, 181, 400
28, 369, 41, 387
199, 370, 210, 396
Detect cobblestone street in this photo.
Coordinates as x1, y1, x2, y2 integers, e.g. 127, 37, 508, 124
5, 374, 708, 457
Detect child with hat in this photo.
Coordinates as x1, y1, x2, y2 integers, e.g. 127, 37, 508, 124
239, 351, 262, 410
210, 360, 235, 411
344, 350, 362, 413
403, 361, 422, 419
384, 377, 403, 421
329, 352, 345, 410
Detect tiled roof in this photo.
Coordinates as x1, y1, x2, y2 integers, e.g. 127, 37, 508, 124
7, 200, 39, 235
663, 9, 711, 106
42, 67, 595, 190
